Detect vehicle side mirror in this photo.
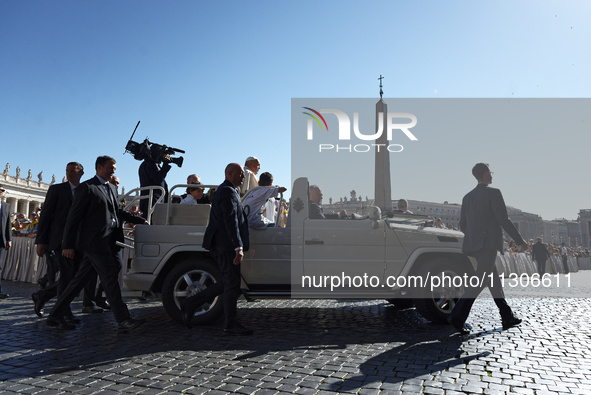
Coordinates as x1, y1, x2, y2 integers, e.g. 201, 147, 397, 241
368, 206, 381, 229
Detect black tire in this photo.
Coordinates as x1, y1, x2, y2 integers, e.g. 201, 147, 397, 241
413, 258, 472, 324
161, 258, 224, 325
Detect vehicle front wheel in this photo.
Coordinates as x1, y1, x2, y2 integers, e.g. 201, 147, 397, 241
161, 258, 224, 325
413, 259, 472, 324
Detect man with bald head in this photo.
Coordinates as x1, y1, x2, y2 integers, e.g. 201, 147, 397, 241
181, 163, 251, 335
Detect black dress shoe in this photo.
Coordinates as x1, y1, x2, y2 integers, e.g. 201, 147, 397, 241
94, 298, 111, 310
180, 299, 195, 329
0, 293, 9, 299
118, 318, 145, 333
181, 294, 208, 329
31, 293, 45, 318
223, 323, 253, 336
64, 314, 81, 324
46, 316, 76, 330
447, 316, 471, 335
502, 316, 522, 330
81, 305, 104, 314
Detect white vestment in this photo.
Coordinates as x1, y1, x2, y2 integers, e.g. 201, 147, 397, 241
243, 187, 280, 229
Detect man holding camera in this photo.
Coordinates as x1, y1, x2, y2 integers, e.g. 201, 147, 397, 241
138, 149, 172, 220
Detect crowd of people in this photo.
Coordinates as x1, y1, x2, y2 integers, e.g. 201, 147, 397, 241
11, 210, 41, 238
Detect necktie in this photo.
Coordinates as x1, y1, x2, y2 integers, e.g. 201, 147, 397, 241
104, 184, 119, 228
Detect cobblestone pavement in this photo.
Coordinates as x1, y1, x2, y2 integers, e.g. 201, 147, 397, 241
1, 273, 591, 394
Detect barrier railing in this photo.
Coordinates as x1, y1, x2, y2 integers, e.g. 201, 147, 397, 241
1, 237, 134, 288
2, 237, 587, 285
2, 237, 48, 284
496, 252, 579, 275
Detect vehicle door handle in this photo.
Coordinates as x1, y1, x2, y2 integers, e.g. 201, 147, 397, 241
305, 239, 324, 245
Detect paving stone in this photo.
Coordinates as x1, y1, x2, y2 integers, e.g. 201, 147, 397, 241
1, 281, 591, 394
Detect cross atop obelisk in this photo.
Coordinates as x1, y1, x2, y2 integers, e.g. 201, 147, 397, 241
374, 74, 392, 214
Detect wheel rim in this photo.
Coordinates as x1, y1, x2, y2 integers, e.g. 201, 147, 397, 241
430, 269, 464, 315
172, 269, 218, 316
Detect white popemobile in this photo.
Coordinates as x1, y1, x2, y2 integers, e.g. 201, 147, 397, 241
122, 177, 477, 326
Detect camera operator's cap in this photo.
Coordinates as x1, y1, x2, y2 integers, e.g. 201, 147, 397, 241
245, 156, 259, 162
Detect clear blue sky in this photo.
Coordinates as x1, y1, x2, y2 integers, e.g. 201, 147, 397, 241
1, 1, 589, 220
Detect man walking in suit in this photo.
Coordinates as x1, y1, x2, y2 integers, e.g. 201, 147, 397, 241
560, 243, 569, 273
32, 162, 103, 319
181, 163, 252, 335
531, 237, 550, 276
447, 163, 527, 335
0, 185, 12, 299
46, 156, 147, 331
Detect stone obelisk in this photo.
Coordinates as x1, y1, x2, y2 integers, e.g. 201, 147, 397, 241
374, 75, 392, 214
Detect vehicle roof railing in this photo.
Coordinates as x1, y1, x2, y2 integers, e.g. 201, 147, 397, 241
120, 186, 166, 225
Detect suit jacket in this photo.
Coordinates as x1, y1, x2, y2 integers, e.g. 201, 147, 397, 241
202, 179, 249, 252
532, 241, 550, 262
36, 181, 74, 251
309, 202, 340, 219
0, 201, 11, 248
460, 183, 525, 255
62, 176, 145, 253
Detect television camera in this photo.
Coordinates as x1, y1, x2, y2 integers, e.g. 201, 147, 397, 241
125, 121, 184, 167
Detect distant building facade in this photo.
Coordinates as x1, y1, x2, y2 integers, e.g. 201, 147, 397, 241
579, 210, 591, 248
409, 200, 461, 229
1, 163, 50, 217
322, 192, 588, 247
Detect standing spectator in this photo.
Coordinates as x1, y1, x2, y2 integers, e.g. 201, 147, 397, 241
0, 185, 12, 299
23, 212, 39, 237
560, 243, 569, 274
181, 163, 251, 335
12, 213, 28, 235
46, 156, 147, 331
239, 156, 260, 197
447, 163, 526, 335
531, 237, 551, 276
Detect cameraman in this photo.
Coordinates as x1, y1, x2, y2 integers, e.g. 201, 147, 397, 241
138, 147, 172, 219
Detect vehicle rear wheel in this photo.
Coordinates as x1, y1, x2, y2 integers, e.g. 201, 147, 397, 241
413, 259, 471, 324
161, 258, 224, 325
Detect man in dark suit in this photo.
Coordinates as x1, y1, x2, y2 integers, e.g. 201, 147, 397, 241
447, 163, 527, 335
32, 162, 102, 319
46, 156, 147, 331
0, 185, 12, 299
531, 237, 550, 276
181, 163, 252, 335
